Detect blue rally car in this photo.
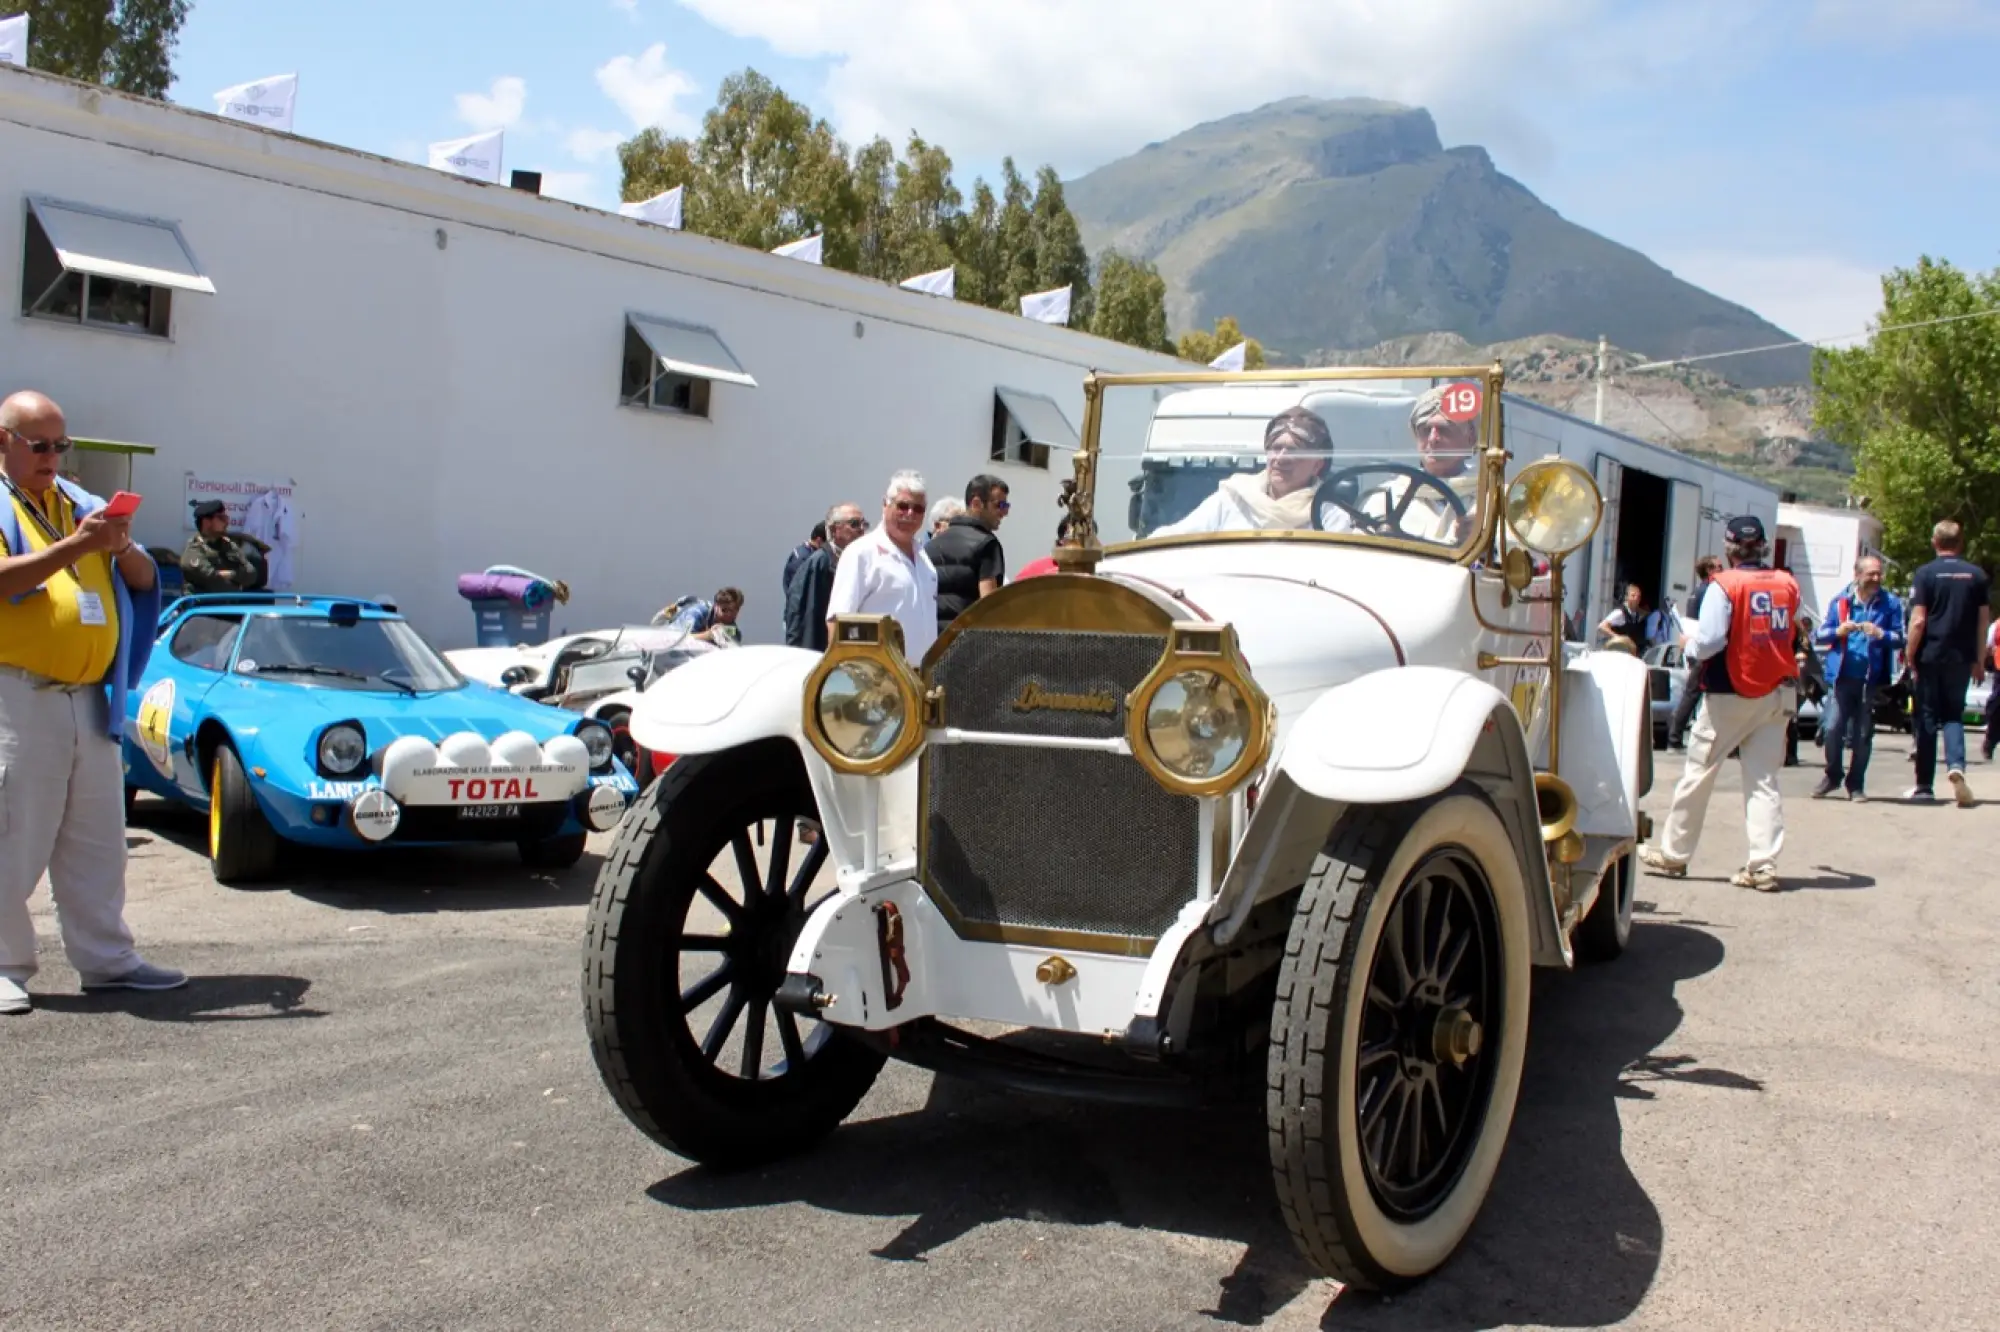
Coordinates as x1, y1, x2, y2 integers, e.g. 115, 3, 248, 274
121, 593, 639, 884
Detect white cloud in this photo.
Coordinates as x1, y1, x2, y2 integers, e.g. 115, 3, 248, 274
455, 76, 527, 132
668, 0, 1774, 178
611, 0, 639, 11
595, 43, 700, 132
540, 171, 609, 208
566, 128, 627, 163
1658, 251, 1886, 347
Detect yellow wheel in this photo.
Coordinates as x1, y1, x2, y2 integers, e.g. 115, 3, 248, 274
208, 744, 281, 885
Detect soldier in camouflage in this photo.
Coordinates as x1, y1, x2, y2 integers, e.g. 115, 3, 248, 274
179, 499, 269, 594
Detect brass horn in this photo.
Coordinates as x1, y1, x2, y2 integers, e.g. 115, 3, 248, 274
1535, 772, 1579, 843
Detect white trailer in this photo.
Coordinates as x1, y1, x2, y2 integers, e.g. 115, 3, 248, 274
1502, 398, 1780, 640
1776, 501, 1884, 620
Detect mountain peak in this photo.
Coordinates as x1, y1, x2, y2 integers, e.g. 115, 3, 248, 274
1066, 99, 1806, 387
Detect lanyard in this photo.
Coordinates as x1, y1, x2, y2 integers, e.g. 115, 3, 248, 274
1, 473, 69, 546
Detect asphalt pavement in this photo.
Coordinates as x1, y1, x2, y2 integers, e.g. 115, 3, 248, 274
4, 731, 1998, 1331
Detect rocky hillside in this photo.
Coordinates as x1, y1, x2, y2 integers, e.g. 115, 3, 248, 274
1312, 331, 1851, 502
1066, 98, 1811, 388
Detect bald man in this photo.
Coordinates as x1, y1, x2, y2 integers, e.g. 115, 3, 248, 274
0, 390, 182, 1015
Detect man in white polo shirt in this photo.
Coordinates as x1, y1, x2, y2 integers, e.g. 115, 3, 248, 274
827, 469, 940, 661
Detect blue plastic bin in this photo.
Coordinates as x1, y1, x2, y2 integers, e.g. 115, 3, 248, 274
470, 599, 551, 647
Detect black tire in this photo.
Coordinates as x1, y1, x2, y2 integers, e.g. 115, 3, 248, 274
582, 740, 886, 1168
520, 832, 588, 869
1573, 849, 1634, 965
209, 744, 281, 885
1267, 789, 1532, 1290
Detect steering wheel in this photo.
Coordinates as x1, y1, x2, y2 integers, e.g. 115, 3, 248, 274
1311, 463, 1468, 535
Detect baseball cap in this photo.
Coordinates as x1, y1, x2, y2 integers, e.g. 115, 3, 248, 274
1725, 515, 1766, 543
191, 499, 226, 521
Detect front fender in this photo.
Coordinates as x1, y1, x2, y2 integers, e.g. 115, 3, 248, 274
1277, 666, 1520, 803
626, 644, 917, 881
1554, 649, 1651, 839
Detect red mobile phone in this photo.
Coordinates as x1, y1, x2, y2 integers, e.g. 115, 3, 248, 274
102, 491, 142, 518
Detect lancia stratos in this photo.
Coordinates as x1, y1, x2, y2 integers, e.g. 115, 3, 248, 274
581, 365, 1652, 1290
123, 593, 639, 883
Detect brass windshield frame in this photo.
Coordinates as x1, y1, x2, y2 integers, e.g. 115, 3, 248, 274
1054, 362, 1511, 574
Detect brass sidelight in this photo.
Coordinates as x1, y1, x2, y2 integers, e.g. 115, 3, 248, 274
1035, 956, 1077, 986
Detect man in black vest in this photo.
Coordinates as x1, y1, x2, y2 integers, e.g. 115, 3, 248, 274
927, 474, 1009, 631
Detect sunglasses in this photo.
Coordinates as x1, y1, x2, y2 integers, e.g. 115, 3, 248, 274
891, 501, 926, 516
2, 427, 71, 455
834, 517, 866, 529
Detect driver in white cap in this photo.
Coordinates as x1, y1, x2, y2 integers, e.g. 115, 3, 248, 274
1352, 385, 1481, 543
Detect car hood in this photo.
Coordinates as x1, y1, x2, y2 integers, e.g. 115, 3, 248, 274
202, 675, 586, 745
1098, 542, 1478, 741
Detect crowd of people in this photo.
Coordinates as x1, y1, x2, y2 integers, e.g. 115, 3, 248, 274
1640, 516, 1991, 894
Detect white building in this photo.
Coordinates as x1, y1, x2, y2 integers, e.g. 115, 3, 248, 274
1776, 501, 1884, 617
0, 65, 1180, 646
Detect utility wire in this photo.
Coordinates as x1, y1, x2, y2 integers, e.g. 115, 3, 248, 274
1623, 305, 2000, 372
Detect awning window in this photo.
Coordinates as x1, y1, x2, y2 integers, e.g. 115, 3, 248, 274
991, 387, 1078, 470
627, 314, 757, 389
27, 196, 215, 294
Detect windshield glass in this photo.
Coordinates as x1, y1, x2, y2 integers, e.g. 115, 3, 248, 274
236, 615, 464, 693
1101, 374, 1490, 551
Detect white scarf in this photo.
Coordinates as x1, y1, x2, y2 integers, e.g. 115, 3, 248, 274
1221, 471, 1317, 530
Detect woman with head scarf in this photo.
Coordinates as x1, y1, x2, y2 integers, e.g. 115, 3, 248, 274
1153, 407, 1352, 536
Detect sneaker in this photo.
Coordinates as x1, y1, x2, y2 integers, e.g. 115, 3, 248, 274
1948, 770, 1975, 807
1731, 867, 1781, 893
1849, 789, 1868, 803
1811, 776, 1840, 799
78, 961, 188, 992
1639, 847, 1688, 878
0, 976, 28, 1016
1905, 787, 1937, 803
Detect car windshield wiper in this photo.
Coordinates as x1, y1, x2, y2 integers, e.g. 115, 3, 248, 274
254, 663, 417, 695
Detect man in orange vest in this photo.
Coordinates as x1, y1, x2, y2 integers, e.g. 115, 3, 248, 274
1641, 515, 1802, 892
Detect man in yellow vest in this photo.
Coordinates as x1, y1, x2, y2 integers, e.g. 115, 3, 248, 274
0, 390, 182, 1015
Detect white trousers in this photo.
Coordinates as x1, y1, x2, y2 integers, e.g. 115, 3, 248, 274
1659, 685, 1793, 873
0, 671, 139, 980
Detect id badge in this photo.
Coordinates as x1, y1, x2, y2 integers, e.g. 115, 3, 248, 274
76, 590, 108, 626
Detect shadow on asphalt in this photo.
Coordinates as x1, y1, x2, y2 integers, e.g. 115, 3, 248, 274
32, 973, 324, 1022
645, 919, 1750, 1328
129, 801, 599, 911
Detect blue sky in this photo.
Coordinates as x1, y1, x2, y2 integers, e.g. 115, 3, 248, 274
163, 0, 2000, 347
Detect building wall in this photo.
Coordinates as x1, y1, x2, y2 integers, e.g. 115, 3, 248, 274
0, 69, 1178, 647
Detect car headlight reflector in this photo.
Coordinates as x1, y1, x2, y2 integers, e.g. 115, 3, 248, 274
802, 614, 930, 776
575, 721, 615, 770
1504, 458, 1602, 556
816, 660, 908, 762
1127, 622, 1271, 797
1144, 669, 1250, 779
317, 723, 367, 776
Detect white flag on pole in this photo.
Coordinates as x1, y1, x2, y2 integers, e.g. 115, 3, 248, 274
213, 73, 299, 133
1208, 341, 1248, 371
772, 232, 823, 264
900, 266, 955, 298
618, 185, 683, 229
0, 14, 27, 66
428, 129, 504, 184
1019, 285, 1071, 325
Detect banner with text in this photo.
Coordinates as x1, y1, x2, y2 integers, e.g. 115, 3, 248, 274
772, 232, 823, 264
183, 473, 297, 532
214, 73, 299, 133
901, 266, 955, 298
0, 13, 26, 66
428, 129, 504, 184
1020, 285, 1071, 325
1208, 341, 1247, 371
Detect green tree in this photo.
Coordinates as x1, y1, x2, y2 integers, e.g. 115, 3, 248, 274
1027, 165, 1091, 321
20, 0, 189, 98
1177, 316, 1267, 368
1813, 258, 2000, 576
1089, 250, 1169, 352
951, 179, 1004, 308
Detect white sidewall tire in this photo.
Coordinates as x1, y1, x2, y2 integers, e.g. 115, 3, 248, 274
1331, 794, 1532, 1281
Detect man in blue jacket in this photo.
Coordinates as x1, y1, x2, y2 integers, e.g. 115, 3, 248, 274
1812, 554, 1904, 801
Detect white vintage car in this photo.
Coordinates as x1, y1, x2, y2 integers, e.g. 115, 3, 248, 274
583, 365, 1652, 1290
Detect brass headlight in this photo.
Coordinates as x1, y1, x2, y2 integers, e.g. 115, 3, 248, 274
1504, 458, 1603, 556
802, 615, 929, 775
1127, 622, 1272, 796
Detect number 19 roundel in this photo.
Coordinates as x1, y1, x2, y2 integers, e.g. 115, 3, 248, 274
1438, 382, 1482, 423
